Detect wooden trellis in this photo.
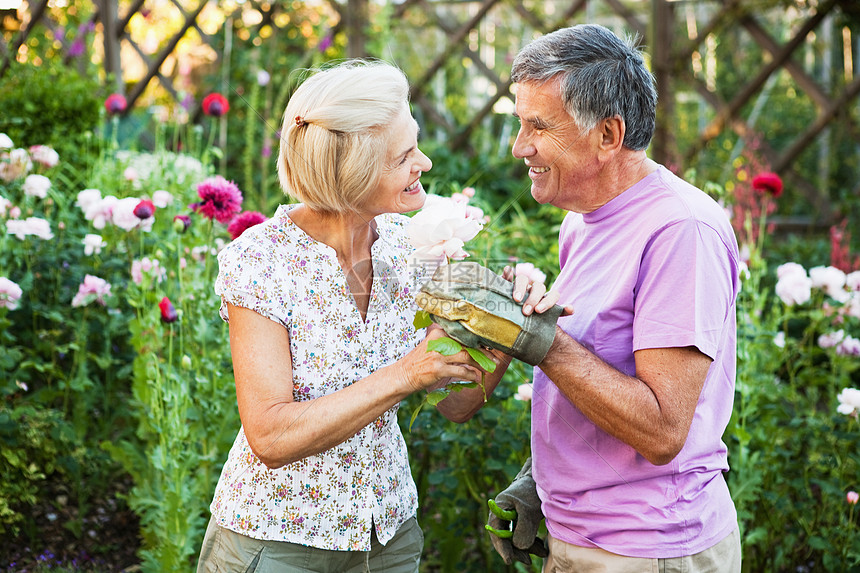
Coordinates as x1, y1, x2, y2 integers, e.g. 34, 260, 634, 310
2, 0, 859, 224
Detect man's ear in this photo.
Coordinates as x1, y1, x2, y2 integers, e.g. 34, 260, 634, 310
597, 116, 625, 159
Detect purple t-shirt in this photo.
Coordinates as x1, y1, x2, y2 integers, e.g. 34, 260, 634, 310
532, 166, 740, 558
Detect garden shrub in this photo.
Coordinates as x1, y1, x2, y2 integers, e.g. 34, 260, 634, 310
0, 62, 101, 171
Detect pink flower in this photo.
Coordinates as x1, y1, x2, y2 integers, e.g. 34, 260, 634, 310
408, 194, 484, 265
0, 277, 23, 310
131, 257, 165, 285
112, 197, 153, 231
775, 269, 812, 306
152, 190, 173, 208
71, 275, 112, 307
124, 167, 139, 182
22, 174, 51, 199
82, 234, 106, 255
133, 199, 156, 220
85, 195, 119, 230
6, 217, 53, 240
191, 176, 243, 223
837, 388, 860, 416
818, 330, 845, 349
809, 265, 849, 302
513, 383, 533, 402
202, 93, 229, 117
28, 145, 59, 168
159, 296, 178, 323
836, 336, 860, 356
515, 263, 547, 284
76, 188, 103, 212
0, 148, 32, 182
104, 94, 127, 115
848, 491, 859, 505
227, 211, 267, 240
752, 172, 783, 198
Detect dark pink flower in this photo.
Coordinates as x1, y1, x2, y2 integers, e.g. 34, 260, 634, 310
173, 214, 192, 234
159, 296, 178, 323
752, 172, 783, 198
202, 93, 229, 117
104, 94, 127, 115
228, 211, 267, 240
133, 199, 155, 220
191, 176, 243, 224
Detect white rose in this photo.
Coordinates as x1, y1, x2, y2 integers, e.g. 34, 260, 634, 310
408, 194, 483, 265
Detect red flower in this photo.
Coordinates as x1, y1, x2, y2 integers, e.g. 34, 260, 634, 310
104, 93, 127, 115
751, 172, 783, 198
227, 211, 267, 240
159, 297, 178, 323
191, 176, 243, 224
133, 199, 155, 220
202, 93, 229, 117
173, 214, 192, 234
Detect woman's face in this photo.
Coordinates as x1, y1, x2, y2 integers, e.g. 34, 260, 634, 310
365, 105, 432, 216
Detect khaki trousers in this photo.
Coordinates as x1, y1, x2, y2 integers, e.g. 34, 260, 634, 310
196, 516, 423, 573
542, 527, 741, 573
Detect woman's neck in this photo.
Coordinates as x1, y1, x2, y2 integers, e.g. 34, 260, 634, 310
289, 205, 378, 264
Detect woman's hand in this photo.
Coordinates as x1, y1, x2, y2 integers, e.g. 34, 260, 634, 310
503, 263, 574, 317
396, 323, 493, 393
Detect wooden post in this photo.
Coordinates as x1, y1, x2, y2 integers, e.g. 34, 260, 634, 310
650, 0, 675, 167
98, 0, 123, 94
345, 0, 368, 58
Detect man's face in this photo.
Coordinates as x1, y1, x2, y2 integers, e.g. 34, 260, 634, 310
512, 79, 599, 213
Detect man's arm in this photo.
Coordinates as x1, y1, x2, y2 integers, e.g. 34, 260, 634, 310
538, 329, 712, 466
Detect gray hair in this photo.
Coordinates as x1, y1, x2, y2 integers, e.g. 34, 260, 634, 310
511, 24, 657, 151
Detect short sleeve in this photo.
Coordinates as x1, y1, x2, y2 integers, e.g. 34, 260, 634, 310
214, 240, 290, 328
633, 219, 739, 359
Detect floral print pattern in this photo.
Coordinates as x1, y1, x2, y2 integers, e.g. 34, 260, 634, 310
210, 203, 424, 551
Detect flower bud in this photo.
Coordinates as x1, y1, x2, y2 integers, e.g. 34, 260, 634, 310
173, 215, 192, 234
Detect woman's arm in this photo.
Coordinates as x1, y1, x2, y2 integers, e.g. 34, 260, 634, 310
227, 303, 485, 469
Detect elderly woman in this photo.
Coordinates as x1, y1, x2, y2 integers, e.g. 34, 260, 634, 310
196, 60, 556, 573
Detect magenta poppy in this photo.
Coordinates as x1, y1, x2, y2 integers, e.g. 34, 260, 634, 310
159, 296, 178, 323
227, 211, 267, 240
190, 176, 243, 224
104, 94, 127, 115
133, 199, 155, 220
752, 172, 783, 198
202, 93, 229, 117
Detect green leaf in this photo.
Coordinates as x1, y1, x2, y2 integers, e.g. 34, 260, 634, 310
425, 389, 450, 406
408, 400, 425, 431
413, 310, 432, 329
465, 347, 496, 373
427, 337, 463, 356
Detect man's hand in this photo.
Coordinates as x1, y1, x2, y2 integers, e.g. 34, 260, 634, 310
485, 457, 548, 565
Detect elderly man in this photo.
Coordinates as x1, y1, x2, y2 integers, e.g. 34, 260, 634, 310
488, 24, 742, 572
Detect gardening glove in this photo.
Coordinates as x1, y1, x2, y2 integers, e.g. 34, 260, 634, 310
485, 457, 548, 565
415, 262, 563, 366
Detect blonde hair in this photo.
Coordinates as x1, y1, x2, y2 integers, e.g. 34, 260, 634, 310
277, 60, 410, 213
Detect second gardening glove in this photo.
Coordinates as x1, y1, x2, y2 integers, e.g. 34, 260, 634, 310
486, 457, 548, 565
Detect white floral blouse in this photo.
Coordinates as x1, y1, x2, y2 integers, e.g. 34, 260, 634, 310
210, 203, 425, 551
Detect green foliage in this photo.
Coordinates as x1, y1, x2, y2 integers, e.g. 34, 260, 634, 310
0, 62, 101, 170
